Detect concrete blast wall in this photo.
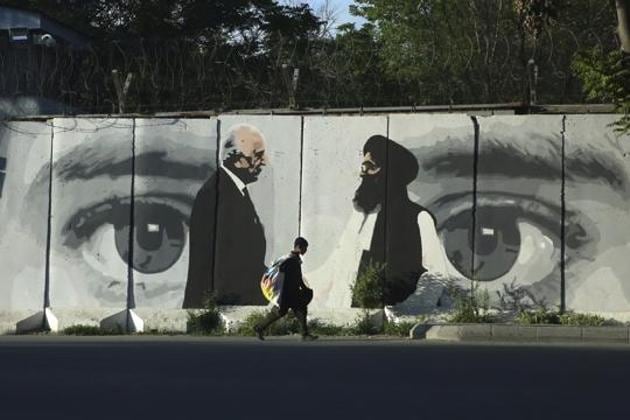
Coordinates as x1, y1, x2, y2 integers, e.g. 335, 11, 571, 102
0, 114, 628, 331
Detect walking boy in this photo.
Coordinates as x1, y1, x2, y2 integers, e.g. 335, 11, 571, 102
254, 237, 317, 341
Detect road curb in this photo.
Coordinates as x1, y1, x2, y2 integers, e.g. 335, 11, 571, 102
410, 323, 630, 344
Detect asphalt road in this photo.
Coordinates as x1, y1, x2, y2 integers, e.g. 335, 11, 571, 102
0, 336, 628, 420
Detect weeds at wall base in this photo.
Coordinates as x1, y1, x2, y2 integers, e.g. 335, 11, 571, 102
61, 325, 125, 335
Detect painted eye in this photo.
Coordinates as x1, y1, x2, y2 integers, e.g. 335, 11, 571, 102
63, 196, 191, 276
442, 207, 522, 281
437, 195, 572, 288
114, 202, 186, 274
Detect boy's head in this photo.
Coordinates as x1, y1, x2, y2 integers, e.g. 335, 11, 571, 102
293, 237, 309, 255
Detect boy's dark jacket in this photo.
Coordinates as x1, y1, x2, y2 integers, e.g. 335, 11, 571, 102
279, 252, 312, 309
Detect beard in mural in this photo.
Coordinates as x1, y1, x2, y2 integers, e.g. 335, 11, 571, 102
352, 135, 437, 306
184, 124, 269, 307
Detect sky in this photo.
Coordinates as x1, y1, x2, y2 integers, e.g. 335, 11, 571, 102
282, 0, 367, 28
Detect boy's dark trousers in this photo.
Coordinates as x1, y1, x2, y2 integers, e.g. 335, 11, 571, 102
257, 305, 308, 336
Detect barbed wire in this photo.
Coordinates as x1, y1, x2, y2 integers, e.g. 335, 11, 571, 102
0, 17, 618, 115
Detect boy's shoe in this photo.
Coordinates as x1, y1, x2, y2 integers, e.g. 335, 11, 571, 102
254, 326, 265, 341
301, 334, 318, 341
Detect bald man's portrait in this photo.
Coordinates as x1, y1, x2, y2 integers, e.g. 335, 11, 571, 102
184, 124, 269, 307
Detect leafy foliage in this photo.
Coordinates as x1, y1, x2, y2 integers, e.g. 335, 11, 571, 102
351, 260, 387, 309
351, 0, 617, 104
448, 281, 495, 323
573, 48, 630, 133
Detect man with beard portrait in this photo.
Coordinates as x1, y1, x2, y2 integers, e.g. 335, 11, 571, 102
183, 124, 269, 307
352, 135, 438, 306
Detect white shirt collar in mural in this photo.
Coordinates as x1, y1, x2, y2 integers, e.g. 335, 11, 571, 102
221, 164, 246, 196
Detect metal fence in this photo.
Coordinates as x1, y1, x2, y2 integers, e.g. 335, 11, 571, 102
0, 19, 619, 115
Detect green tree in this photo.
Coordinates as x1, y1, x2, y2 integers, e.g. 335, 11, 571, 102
572, 0, 630, 133
350, 0, 617, 104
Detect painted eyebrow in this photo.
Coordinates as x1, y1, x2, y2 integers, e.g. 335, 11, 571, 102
56, 151, 213, 181
412, 135, 628, 189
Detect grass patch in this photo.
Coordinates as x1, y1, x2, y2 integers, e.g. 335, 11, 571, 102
236, 311, 302, 336
448, 283, 495, 323
383, 321, 418, 337
235, 309, 415, 337
62, 324, 124, 335
517, 310, 614, 326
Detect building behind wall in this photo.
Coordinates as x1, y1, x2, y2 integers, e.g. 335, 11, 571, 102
0, 5, 90, 117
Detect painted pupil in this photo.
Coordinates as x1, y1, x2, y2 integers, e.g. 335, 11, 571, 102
114, 203, 186, 274
442, 207, 521, 281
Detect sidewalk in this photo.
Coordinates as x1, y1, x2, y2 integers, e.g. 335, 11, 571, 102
411, 323, 630, 344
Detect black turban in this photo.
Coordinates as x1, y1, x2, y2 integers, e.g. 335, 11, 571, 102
363, 135, 418, 186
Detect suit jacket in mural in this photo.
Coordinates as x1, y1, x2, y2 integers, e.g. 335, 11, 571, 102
183, 167, 267, 307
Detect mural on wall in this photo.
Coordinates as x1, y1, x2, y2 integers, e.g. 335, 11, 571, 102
132, 118, 217, 308
184, 116, 303, 307
351, 135, 440, 306
375, 114, 477, 313
0, 122, 51, 311
565, 115, 630, 312
474, 116, 563, 309
2, 113, 630, 323
300, 116, 389, 309
48, 118, 134, 308
184, 123, 268, 307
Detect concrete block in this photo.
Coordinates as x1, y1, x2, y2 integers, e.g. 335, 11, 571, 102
100, 309, 144, 333
515, 325, 539, 340
536, 325, 582, 342
0, 122, 50, 313
53, 308, 116, 330
14, 308, 57, 334
425, 324, 492, 341
128, 310, 144, 333
457, 324, 492, 340
219, 305, 269, 332
44, 308, 59, 333
581, 327, 629, 343
133, 308, 189, 333
0, 311, 34, 334
425, 325, 453, 341
15, 311, 45, 334
409, 323, 432, 339
490, 325, 520, 341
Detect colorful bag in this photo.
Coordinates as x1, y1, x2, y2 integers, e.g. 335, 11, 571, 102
260, 255, 290, 306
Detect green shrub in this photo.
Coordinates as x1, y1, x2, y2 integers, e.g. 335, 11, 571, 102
238, 310, 379, 337
516, 309, 561, 325
351, 261, 387, 309
347, 310, 382, 335
559, 312, 609, 326
516, 310, 611, 326
187, 295, 224, 335
308, 320, 347, 336
448, 282, 495, 323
